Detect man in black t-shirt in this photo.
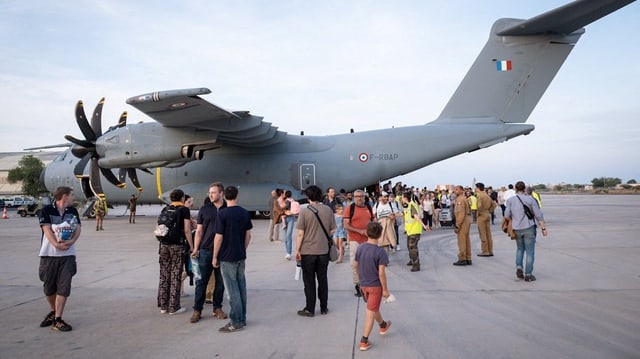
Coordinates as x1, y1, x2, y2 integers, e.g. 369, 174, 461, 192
190, 182, 227, 323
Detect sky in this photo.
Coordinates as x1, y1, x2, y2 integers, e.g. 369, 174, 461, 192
1, 0, 638, 189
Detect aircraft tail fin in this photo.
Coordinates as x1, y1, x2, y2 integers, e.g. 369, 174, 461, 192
436, 0, 635, 123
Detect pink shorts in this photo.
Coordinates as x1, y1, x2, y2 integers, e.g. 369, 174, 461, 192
361, 286, 382, 312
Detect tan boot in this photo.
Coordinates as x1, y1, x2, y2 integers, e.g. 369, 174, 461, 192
214, 308, 228, 319
190, 310, 201, 323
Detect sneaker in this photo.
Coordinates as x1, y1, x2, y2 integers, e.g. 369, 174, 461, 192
190, 310, 201, 323
379, 320, 392, 335
524, 274, 536, 282
169, 307, 186, 315
219, 322, 244, 333
396, 246, 402, 251
359, 340, 371, 351
160, 309, 168, 314
285, 254, 291, 260
410, 267, 420, 272
354, 284, 362, 297
297, 308, 314, 317
51, 318, 72, 332
214, 308, 228, 319
516, 268, 524, 279
40, 310, 55, 327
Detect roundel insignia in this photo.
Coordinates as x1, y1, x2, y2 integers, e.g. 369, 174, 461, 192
359, 153, 369, 162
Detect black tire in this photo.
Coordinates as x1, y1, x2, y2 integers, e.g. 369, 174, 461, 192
19, 211, 27, 217
258, 211, 271, 220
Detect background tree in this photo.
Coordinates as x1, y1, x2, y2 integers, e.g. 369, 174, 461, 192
7, 155, 48, 197
591, 177, 622, 188
627, 179, 637, 184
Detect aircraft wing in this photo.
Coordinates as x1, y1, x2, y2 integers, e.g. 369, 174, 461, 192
126, 87, 286, 147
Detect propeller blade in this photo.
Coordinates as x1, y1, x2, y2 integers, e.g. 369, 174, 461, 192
89, 158, 105, 200
65, 135, 93, 149
73, 154, 91, 178
91, 97, 104, 137
75, 100, 97, 142
100, 167, 126, 189
127, 168, 143, 191
118, 111, 127, 127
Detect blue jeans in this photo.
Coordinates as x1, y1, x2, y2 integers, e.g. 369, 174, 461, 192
284, 216, 296, 255
514, 226, 537, 275
193, 250, 224, 312
220, 260, 247, 325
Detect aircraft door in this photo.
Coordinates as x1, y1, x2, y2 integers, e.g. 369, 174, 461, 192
299, 163, 316, 188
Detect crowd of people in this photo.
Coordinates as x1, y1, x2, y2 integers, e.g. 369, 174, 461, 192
37, 180, 546, 351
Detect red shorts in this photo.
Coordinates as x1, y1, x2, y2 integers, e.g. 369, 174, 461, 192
361, 286, 382, 312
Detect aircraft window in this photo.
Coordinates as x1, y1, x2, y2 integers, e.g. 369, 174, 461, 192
55, 152, 67, 162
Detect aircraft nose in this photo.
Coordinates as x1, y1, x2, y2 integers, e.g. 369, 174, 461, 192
39, 166, 47, 190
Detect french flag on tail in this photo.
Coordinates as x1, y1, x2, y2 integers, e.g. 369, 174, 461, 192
497, 60, 512, 71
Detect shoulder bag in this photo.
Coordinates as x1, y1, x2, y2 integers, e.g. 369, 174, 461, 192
308, 205, 339, 262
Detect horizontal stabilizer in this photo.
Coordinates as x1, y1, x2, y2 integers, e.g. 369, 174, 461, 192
497, 0, 635, 36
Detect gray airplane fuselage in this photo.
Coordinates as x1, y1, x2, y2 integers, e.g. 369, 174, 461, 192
43, 120, 533, 209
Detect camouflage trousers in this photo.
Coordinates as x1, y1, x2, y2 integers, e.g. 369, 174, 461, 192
407, 234, 421, 268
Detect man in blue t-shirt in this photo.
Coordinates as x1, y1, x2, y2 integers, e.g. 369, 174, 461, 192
354, 222, 392, 351
213, 186, 253, 333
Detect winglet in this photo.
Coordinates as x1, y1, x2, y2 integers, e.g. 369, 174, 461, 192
497, 0, 635, 36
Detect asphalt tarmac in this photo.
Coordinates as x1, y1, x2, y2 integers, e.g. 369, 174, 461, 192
1, 195, 639, 359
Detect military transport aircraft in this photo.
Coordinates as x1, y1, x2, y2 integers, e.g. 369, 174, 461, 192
41, 0, 635, 212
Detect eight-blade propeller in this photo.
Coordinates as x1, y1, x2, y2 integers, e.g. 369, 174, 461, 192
65, 99, 147, 199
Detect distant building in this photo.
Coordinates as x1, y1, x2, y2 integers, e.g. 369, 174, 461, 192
0, 151, 61, 196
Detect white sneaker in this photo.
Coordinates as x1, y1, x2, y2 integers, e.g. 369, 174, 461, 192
396, 246, 402, 251
160, 309, 168, 314
169, 307, 186, 315
285, 254, 291, 260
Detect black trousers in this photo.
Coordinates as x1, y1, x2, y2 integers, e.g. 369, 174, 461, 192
301, 254, 329, 313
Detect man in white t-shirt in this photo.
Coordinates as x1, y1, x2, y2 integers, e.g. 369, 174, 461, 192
374, 192, 397, 251
503, 184, 516, 202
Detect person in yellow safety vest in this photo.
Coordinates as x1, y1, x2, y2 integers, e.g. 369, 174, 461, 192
526, 186, 542, 208
468, 192, 478, 223
402, 192, 430, 272
93, 198, 107, 231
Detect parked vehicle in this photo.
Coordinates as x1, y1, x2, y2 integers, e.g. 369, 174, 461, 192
439, 207, 453, 227
17, 202, 42, 217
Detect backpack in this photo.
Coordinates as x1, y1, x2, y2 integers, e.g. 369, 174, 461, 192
154, 205, 184, 245
348, 202, 375, 221
289, 199, 301, 215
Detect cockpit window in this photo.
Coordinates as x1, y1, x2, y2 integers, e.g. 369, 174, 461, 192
54, 152, 67, 162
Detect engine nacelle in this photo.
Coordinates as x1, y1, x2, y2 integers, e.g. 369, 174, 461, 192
96, 122, 218, 168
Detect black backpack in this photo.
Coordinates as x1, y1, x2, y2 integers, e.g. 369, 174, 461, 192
154, 205, 184, 245
348, 202, 375, 221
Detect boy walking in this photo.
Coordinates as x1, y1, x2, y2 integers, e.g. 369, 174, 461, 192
353, 222, 392, 351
